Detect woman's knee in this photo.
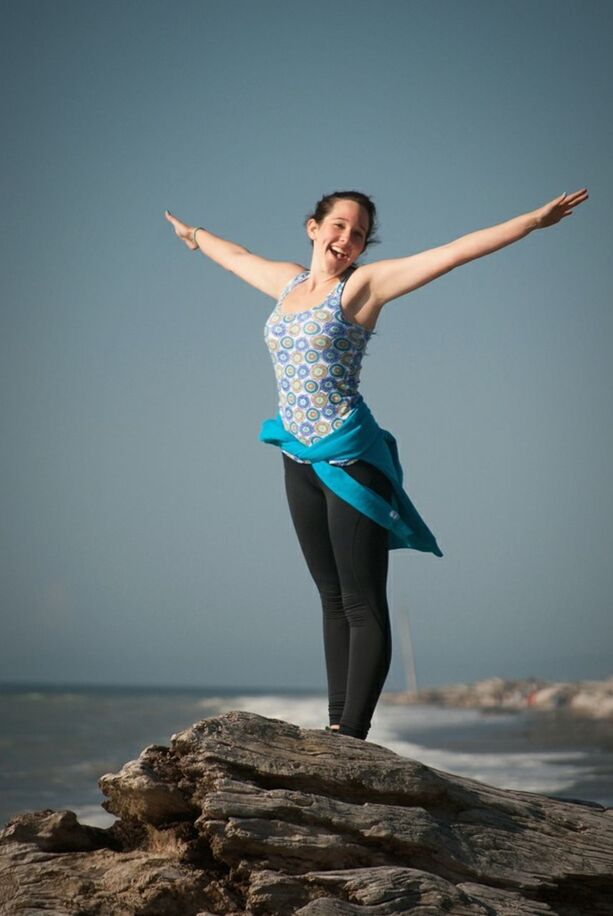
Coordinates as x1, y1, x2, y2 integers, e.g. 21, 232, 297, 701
319, 584, 345, 619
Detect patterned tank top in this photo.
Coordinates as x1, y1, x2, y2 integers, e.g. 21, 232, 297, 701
264, 267, 375, 464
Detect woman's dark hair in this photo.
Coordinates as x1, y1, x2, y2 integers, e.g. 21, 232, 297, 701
305, 190, 379, 251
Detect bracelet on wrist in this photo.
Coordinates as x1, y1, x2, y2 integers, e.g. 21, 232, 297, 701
191, 226, 204, 248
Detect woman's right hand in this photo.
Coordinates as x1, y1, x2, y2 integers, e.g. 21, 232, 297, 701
164, 210, 199, 251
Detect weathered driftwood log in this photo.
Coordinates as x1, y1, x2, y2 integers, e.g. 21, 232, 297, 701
1, 710, 612, 915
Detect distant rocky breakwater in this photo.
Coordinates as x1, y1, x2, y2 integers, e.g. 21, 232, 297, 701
2, 710, 613, 914
383, 675, 613, 720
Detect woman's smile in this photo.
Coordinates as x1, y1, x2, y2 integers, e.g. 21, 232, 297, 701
328, 244, 351, 262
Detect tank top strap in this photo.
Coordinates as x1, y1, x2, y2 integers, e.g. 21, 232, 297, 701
337, 264, 357, 296
277, 270, 309, 306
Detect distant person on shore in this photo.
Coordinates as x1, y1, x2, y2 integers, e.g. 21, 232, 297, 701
165, 187, 588, 740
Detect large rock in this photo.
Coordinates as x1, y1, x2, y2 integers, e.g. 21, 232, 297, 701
1, 710, 612, 914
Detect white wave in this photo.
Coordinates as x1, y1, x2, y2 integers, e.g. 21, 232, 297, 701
380, 738, 587, 794
207, 693, 330, 730
370, 704, 588, 795
10, 691, 88, 703
72, 805, 116, 828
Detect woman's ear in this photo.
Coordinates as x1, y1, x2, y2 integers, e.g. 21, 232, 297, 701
306, 217, 319, 242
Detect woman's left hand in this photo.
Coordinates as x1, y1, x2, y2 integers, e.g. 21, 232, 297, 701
534, 188, 589, 228
165, 210, 198, 250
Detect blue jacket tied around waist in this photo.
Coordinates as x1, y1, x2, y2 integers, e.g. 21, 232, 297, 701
259, 400, 443, 557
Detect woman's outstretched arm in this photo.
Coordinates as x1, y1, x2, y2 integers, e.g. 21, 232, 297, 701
164, 210, 304, 300
360, 188, 589, 310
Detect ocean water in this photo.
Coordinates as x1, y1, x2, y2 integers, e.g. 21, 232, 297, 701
1, 684, 610, 829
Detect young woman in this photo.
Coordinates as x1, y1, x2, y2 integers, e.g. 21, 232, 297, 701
165, 187, 588, 740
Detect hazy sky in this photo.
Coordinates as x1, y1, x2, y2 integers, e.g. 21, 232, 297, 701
2, 0, 611, 691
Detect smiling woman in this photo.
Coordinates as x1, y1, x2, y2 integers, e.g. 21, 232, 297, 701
305, 190, 376, 259
164, 184, 588, 741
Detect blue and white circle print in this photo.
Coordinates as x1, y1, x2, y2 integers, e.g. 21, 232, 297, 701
264, 268, 374, 446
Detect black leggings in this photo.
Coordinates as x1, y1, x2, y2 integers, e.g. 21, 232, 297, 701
282, 453, 392, 739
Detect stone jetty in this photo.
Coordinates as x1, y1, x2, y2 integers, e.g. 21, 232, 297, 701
383, 675, 613, 719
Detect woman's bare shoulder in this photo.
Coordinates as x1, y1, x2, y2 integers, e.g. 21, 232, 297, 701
278, 261, 308, 283
230, 257, 307, 300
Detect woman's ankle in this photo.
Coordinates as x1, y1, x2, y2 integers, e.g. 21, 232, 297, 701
337, 723, 366, 739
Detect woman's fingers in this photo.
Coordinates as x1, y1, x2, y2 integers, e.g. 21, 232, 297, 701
164, 209, 181, 230
164, 209, 186, 228
561, 190, 588, 217
566, 188, 589, 206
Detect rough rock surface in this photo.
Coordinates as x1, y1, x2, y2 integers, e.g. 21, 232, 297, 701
1, 710, 612, 915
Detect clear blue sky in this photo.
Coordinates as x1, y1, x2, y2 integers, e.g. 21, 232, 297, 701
1, 0, 611, 690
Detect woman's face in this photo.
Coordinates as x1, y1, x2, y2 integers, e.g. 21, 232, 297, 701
307, 200, 369, 274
